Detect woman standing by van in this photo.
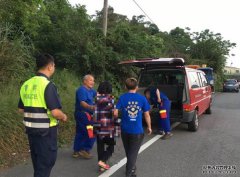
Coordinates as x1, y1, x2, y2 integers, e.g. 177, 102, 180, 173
144, 87, 173, 140
94, 81, 120, 172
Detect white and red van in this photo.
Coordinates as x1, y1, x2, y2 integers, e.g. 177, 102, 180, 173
119, 58, 212, 131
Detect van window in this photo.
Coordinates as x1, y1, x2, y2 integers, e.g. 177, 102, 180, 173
139, 72, 165, 87
176, 75, 184, 85
188, 72, 200, 88
139, 70, 184, 87
199, 73, 208, 87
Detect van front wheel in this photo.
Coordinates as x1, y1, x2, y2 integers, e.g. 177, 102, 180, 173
188, 111, 199, 132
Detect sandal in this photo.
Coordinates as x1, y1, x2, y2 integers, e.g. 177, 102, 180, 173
99, 167, 106, 172
98, 161, 110, 170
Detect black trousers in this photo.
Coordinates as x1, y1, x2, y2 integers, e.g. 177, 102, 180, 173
97, 136, 115, 162
121, 132, 144, 176
27, 127, 58, 177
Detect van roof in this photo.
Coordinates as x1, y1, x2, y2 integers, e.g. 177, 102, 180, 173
119, 58, 185, 68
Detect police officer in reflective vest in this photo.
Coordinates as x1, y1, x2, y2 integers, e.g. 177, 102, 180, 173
18, 54, 67, 177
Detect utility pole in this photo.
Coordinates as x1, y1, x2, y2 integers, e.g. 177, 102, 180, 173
102, 0, 108, 36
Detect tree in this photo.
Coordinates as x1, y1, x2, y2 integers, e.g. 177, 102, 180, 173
190, 29, 236, 73
35, 0, 107, 76
158, 27, 193, 61
0, 0, 49, 37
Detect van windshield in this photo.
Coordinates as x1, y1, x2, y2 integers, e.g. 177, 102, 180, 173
139, 70, 184, 87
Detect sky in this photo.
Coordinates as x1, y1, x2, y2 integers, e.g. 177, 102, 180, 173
69, 0, 240, 68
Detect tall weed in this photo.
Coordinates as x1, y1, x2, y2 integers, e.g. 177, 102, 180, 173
0, 70, 81, 167
0, 24, 34, 85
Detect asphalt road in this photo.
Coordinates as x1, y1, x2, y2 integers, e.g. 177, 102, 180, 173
1, 92, 240, 177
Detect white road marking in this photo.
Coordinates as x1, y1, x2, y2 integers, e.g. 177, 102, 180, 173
98, 122, 180, 177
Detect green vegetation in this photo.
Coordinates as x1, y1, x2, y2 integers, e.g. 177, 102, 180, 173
0, 80, 29, 167
0, 0, 236, 168
0, 69, 80, 168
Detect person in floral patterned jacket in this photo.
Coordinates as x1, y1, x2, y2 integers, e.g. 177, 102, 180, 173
94, 81, 120, 172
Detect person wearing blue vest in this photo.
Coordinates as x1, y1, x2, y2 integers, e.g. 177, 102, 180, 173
144, 86, 173, 140
73, 74, 97, 159
18, 53, 68, 177
114, 78, 152, 177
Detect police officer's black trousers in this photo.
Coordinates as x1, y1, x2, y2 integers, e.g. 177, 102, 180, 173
27, 127, 58, 177
121, 132, 144, 177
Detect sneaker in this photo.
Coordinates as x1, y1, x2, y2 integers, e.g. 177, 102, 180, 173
154, 130, 165, 135
72, 151, 80, 158
126, 173, 137, 177
161, 132, 173, 140
79, 150, 93, 159
126, 173, 131, 177
126, 166, 137, 177
99, 167, 106, 172
131, 166, 137, 175
84, 151, 93, 158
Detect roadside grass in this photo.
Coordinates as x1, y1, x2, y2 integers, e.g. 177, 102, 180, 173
0, 69, 80, 169
0, 80, 29, 168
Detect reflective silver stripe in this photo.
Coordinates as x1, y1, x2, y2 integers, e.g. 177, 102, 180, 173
23, 121, 50, 128
24, 112, 48, 118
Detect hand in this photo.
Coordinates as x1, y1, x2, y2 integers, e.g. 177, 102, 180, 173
90, 105, 95, 111
62, 114, 68, 122
147, 127, 152, 135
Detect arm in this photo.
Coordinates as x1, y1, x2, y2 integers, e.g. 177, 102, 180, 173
45, 83, 67, 122
113, 109, 119, 119
51, 109, 67, 122
80, 101, 95, 111
156, 88, 161, 104
18, 98, 24, 114
144, 111, 152, 135
18, 108, 24, 114
114, 96, 122, 119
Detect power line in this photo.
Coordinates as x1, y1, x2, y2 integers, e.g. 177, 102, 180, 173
132, 0, 156, 24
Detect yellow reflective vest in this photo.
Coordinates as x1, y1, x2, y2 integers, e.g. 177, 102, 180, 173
20, 76, 58, 128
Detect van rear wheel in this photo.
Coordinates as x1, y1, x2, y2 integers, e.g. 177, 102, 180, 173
205, 104, 212, 114
188, 111, 198, 132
